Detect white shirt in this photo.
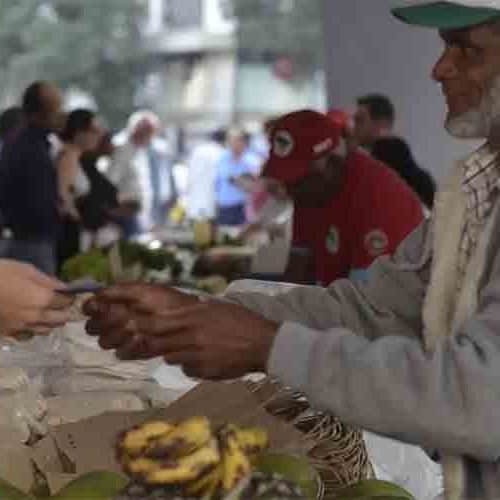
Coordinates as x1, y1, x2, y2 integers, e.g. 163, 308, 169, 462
185, 140, 225, 219
107, 139, 171, 231
107, 141, 143, 203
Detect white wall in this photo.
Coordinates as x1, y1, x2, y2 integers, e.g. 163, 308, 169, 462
322, 0, 480, 183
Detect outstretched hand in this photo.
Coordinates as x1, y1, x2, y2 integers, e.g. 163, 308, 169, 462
84, 283, 279, 379
0, 260, 74, 335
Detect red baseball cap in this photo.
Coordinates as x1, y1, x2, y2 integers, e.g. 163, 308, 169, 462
326, 109, 351, 130
263, 110, 342, 185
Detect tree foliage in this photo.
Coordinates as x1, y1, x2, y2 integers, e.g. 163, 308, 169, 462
230, 0, 324, 70
0, 0, 148, 127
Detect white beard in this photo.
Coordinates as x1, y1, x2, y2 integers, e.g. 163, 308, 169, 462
446, 75, 500, 139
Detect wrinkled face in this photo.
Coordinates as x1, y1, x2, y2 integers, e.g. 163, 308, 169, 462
433, 22, 500, 138
287, 153, 346, 207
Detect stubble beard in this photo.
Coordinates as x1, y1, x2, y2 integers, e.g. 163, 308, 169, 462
445, 74, 500, 140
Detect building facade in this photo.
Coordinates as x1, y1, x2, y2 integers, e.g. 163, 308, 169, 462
144, 0, 325, 144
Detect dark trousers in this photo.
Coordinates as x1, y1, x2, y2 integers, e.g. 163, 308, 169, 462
216, 204, 246, 226
57, 216, 81, 271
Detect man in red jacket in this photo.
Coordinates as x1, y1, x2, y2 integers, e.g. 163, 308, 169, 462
263, 109, 423, 285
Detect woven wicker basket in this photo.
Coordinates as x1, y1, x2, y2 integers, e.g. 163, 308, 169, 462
244, 378, 373, 499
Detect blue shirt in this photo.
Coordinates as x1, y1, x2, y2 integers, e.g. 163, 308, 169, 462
215, 151, 257, 208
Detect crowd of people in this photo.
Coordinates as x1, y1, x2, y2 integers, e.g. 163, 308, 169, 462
5, 0, 500, 497
0, 83, 173, 275
0, 79, 437, 286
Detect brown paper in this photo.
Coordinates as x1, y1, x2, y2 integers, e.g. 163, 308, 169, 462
24, 382, 312, 495
44, 472, 78, 494
51, 412, 140, 474
31, 434, 65, 474
48, 382, 311, 477
0, 440, 34, 493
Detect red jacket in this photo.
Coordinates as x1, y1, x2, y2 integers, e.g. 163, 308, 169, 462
292, 150, 423, 285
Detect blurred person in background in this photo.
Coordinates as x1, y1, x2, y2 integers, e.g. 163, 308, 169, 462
108, 111, 176, 237
0, 107, 23, 153
78, 131, 120, 242
0, 107, 24, 235
371, 136, 436, 212
185, 128, 226, 221
243, 117, 279, 224
350, 97, 437, 213
0, 81, 64, 275
263, 110, 423, 285
353, 94, 395, 150
215, 128, 260, 226
56, 109, 101, 269
249, 116, 275, 162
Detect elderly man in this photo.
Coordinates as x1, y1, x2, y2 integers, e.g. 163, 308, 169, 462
108, 111, 176, 237
86, 2, 500, 498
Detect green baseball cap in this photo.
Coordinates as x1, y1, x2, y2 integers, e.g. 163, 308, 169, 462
392, 1, 500, 29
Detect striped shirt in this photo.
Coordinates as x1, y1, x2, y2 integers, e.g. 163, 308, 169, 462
459, 143, 500, 284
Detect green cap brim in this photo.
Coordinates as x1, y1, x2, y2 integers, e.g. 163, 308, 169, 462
392, 1, 500, 29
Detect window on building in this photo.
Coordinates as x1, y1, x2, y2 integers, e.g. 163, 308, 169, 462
164, 0, 202, 30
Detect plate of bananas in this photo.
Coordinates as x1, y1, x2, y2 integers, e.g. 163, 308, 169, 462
115, 416, 323, 500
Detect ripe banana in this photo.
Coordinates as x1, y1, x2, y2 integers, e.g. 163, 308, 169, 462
220, 432, 252, 493
145, 416, 212, 459
117, 417, 270, 499
145, 438, 221, 485
120, 421, 174, 456
126, 457, 161, 476
185, 464, 222, 498
225, 425, 269, 455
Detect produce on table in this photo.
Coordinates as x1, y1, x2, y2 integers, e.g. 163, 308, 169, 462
116, 416, 272, 499
217, 233, 243, 248
193, 220, 214, 249
334, 479, 415, 500
194, 276, 229, 295
0, 413, 415, 500
237, 472, 307, 499
60, 248, 111, 284
60, 241, 182, 285
254, 453, 321, 500
0, 476, 36, 500
50, 472, 127, 500
117, 241, 182, 275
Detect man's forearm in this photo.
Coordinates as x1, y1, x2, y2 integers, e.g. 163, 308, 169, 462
226, 220, 431, 339
268, 318, 500, 461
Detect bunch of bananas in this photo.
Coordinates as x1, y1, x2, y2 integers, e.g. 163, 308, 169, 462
117, 416, 269, 499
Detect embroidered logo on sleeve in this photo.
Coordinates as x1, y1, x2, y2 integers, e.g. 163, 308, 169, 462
364, 229, 389, 257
